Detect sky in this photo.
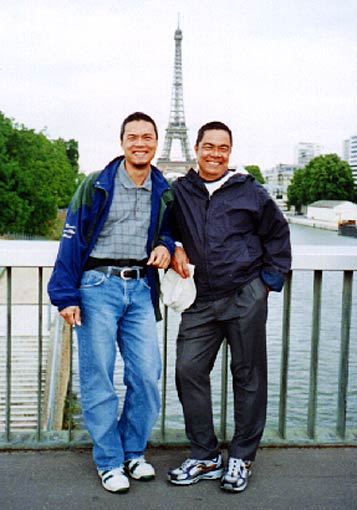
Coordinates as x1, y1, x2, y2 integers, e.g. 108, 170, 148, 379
1, 0, 357, 173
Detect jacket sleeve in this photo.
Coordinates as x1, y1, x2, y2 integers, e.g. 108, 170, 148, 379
153, 188, 176, 256
256, 184, 292, 291
167, 191, 184, 244
156, 206, 176, 255
47, 182, 92, 311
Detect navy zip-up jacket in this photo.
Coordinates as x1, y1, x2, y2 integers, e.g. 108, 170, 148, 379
171, 169, 291, 301
48, 156, 175, 320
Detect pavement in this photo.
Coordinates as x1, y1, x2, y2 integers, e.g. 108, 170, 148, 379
0, 447, 356, 510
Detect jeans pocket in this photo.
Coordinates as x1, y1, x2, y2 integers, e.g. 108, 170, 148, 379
80, 270, 106, 288
140, 276, 151, 290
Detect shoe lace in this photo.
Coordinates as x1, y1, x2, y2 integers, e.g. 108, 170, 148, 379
227, 458, 246, 478
108, 466, 126, 476
134, 456, 146, 465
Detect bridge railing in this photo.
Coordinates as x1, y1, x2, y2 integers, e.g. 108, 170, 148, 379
0, 241, 356, 448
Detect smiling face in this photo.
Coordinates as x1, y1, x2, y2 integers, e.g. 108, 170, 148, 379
195, 129, 232, 181
121, 120, 158, 173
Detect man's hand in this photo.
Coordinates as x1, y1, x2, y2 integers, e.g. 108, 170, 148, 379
60, 306, 82, 326
171, 245, 190, 278
147, 245, 171, 269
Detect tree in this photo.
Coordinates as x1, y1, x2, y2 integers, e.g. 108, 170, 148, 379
0, 112, 84, 236
287, 167, 310, 210
244, 165, 265, 184
287, 154, 356, 208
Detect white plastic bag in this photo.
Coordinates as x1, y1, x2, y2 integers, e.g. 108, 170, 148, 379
160, 264, 196, 312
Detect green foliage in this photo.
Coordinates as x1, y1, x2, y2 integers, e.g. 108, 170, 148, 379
62, 390, 81, 430
287, 154, 356, 207
244, 165, 265, 184
0, 112, 85, 237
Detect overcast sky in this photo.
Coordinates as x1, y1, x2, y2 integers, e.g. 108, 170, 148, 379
1, 0, 356, 173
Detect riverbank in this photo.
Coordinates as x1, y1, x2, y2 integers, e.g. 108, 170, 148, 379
285, 212, 338, 231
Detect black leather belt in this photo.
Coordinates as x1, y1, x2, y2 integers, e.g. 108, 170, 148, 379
85, 257, 148, 271
94, 266, 146, 280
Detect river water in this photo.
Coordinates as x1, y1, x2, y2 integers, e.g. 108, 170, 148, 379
152, 223, 357, 436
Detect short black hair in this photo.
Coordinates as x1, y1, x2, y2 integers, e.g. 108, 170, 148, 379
120, 112, 158, 141
195, 121, 233, 146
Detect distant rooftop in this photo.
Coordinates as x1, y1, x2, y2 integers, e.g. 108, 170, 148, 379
309, 200, 355, 208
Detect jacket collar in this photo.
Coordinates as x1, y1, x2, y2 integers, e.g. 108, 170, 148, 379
183, 167, 251, 193
94, 155, 170, 195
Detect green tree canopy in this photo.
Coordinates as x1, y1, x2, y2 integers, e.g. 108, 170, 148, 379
0, 112, 84, 236
244, 165, 265, 184
287, 154, 356, 208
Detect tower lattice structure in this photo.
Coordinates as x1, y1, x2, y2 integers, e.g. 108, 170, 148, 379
157, 22, 195, 175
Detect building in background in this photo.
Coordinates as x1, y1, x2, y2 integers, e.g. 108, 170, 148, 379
295, 142, 323, 168
263, 163, 297, 210
343, 135, 357, 184
307, 200, 357, 226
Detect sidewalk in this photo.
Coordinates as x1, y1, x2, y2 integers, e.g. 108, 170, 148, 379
0, 447, 356, 510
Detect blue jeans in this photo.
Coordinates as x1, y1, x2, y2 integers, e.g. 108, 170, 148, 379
75, 269, 161, 470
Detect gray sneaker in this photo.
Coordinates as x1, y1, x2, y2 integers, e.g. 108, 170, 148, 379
167, 454, 223, 485
220, 457, 252, 492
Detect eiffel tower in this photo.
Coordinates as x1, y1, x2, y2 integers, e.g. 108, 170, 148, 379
157, 21, 196, 175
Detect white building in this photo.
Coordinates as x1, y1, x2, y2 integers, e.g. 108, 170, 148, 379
307, 200, 357, 226
264, 163, 296, 195
263, 163, 297, 210
295, 142, 323, 168
343, 135, 357, 183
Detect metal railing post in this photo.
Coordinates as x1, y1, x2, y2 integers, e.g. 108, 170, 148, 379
307, 270, 322, 439
336, 270, 353, 439
160, 306, 169, 439
220, 339, 228, 441
279, 271, 292, 439
68, 325, 74, 442
36, 267, 43, 442
5, 267, 12, 443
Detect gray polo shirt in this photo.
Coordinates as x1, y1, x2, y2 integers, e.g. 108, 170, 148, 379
90, 160, 152, 260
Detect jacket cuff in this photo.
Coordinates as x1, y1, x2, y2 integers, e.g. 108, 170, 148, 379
260, 270, 285, 292
157, 236, 176, 256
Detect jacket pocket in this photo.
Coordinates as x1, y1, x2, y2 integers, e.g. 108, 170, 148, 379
80, 270, 106, 288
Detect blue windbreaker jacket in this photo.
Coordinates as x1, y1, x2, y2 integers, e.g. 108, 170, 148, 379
48, 156, 175, 320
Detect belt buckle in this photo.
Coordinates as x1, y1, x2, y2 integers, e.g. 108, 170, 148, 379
120, 268, 141, 280
120, 268, 132, 280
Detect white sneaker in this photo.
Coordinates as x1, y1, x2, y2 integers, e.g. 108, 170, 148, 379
220, 457, 252, 492
98, 466, 130, 493
167, 454, 223, 485
125, 456, 155, 481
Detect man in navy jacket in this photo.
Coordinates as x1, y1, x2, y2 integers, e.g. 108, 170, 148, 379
48, 112, 175, 494
167, 121, 291, 492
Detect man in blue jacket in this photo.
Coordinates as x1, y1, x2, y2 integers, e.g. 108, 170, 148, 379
48, 112, 175, 494
167, 121, 291, 492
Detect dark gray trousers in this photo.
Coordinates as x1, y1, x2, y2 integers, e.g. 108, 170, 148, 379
175, 276, 268, 461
